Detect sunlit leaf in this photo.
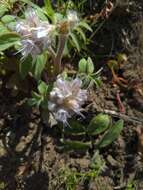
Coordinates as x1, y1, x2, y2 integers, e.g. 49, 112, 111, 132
97, 119, 124, 148
78, 58, 87, 73
38, 80, 48, 95
69, 32, 80, 52
33, 54, 47, 80
1, 15, 15, 23
87, 57, 94, 74
88, 114, 110, 135
44, 0, 55, 21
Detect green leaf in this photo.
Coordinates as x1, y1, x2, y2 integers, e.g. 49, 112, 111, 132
61, 139, 91, 151
88, 114, 110, 135
78, 58, 87, 73
44, 0, 55, 21
78, 21, 92, 32
69, 32, 80, 52
27, 98, 38, 107
34, 54, 47, 80
0, 5, 8, 17
38, 81, 48, 95
0, 22, 9, 35
75, 27, 86, 42
20, 0, 48, 21
87, 57, 94, 74
0, 32, 20, 51
32, 91, 41, 99
1, 15, 15, 23
30, 91, 43, 107
92, 77, 102, 88
64, 120, 86, 135
19, 56, 33, 79
97, 119, 124, 148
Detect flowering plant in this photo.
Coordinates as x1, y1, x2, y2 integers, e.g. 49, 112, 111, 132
0, 0, 123, 151
10, 3, 92, 125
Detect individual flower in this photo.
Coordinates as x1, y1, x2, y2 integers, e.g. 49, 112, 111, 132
16, 8, 55, 59
48, 77, 87, 125
67, 10, 79, 28
57, 10, 79, 34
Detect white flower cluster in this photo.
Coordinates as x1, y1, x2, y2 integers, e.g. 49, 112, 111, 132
16, 9, 55, 59
48, 77, 87, 125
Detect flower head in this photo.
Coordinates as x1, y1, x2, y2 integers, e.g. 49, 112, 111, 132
48, 77, 87, 125
57, 10, 79, 35
16, 8, 55, 59
67, 10, 79, 27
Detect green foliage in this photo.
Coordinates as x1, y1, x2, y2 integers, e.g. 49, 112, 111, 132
79, 57, 94, 74
125, 179, 137, 190
90, 151, 106, 174
19, 56, 33, 79
44, 0, 55, 21
33, 54, 47, 80
58, 152, 105, 190
0, 1, 125, 157
28, 80, 50, 108
87, 114, 110, 135
64, 120, 86, 135
60, 139, 91, 151
0, 0, 17, 16
97, 119, 124, 148
68, 20, 92, 52
78, 57, 102, 88
0, 32, 20, 52
60, 114, 124, 152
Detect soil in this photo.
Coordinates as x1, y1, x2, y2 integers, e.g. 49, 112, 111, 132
0, 0, 143, 190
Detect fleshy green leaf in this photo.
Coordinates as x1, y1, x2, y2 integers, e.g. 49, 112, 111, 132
87, 57, 94, 74
64, 120, 86, 135
78, 58, 87, 73
97, 119, 124, 148
88, 114, 110, 135
61, 139, 91, 151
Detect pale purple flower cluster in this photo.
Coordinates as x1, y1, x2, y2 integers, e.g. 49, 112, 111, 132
16, 9, 55, 59
48, 77, 87, 125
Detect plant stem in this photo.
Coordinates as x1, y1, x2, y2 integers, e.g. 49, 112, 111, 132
54, 34, 67, 75
48, 47, 56, 60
